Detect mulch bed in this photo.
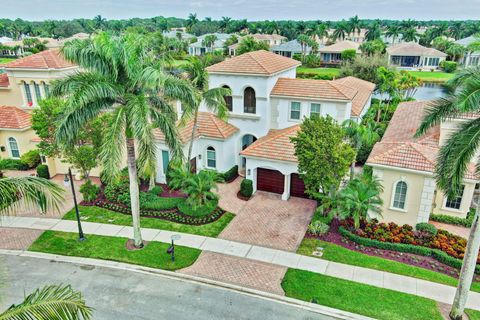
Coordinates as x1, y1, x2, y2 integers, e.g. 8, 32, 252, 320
125, 239, 149, 251
236, 191, 250, 201
310, 219, 480, 281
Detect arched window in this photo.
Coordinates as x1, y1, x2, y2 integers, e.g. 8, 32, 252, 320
392, 181, 407, 209
223, 85, 232, 112
8, 137, 20, 158
33, 81, 42, 101
243, 87, 256, 114
23, 82, 33, 106
41, 81, 50, 97
206, 146, 216, 168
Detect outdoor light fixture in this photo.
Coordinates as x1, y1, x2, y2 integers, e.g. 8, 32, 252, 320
198, 154, 202, 160
167, 234, 181, 262
63, 174, 69, 187
247, 169, 251, 176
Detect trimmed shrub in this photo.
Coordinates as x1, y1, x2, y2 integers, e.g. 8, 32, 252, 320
415, 222, 438, 236
20, 149, 41, 168
308, 221, 330, 236
3, 158, 29, 171
150, 185, 163, 195
104, 176, 131, 206
440, 60, 457, 73
177, 198, 218, 217
292, 53, 302, 61
240, 179, 253, 197
430, 211, 474, 228
341, 49, 357, 62
221, 165, 238, 182
303, 54, 321, 68
339, 226, 480, 274
79, 180, 100, 202
36, 164, 50, 179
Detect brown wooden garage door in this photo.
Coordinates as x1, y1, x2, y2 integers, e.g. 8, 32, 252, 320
257, 168, 284, 194
290, 173, 308, 198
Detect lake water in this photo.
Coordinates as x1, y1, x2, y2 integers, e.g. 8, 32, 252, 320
374, 82, 447, 101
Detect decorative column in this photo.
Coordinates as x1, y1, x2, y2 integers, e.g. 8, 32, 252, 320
417, 177, 436, 223
282, 173, 291, 201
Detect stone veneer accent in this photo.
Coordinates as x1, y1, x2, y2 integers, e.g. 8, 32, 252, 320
418, 177, 436, 223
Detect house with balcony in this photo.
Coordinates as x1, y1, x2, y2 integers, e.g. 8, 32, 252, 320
386, 42, 447, 70
155, 50, 375, 200
367, 101, 478, 226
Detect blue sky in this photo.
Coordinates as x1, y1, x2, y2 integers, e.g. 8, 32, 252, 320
2, 0, 480, 21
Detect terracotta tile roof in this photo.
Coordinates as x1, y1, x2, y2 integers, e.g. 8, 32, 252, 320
240, 125, 300, 162
251, 33, 287, 41
153, 112, 238, 143
367, 101, 477, 179
0, 106, 32, 129
319, 40, 361, 53
4, 49, 76, 69
271, 77, 357, 101
332, 76, 375, 116
386, 42, 447, 57
206, 50, 300, 75
30, 136, 42, 143
0, 73, 9, 87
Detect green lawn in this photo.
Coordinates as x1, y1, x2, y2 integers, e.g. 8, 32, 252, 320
296, 66, 341, 78
298, 238, 480, 293
467, 309, 480, 320
29, 231, 200, 271
282, 269, 443, 320
406, 71, 454, 82
63, 205, 234, 238
0, 58, 15, 64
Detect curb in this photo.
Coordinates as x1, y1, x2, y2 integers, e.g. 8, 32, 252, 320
0, 249, 373, 320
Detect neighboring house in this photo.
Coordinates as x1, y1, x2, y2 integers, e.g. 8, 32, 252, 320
0, 34, 90, 57
0, 49, 104, 178
162, 30, 195, 41
270, 40, 313, 58
367, 101, 478, 226
228, 33, 287, 56
155, 50, 375, 200
386, 42, 447, 70
0, 37, 13, 44
188, 33, 231, 56
318, 40, 361, 64
455, 35, 480, 68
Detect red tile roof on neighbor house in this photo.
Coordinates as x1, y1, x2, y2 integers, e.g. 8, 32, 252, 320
0, 73, 9, 87
240, 125, 300, 163
332, 76, 376, 117
206, 50, 300, 75
153, 112, 238, 144
4, 49, 76, 69
366, 100, 477, 179
0, 106, 32, 129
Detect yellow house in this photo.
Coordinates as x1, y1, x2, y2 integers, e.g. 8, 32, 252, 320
366, 101, 478, 226
0, 49, 103, 178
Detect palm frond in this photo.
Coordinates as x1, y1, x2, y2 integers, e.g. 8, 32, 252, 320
0, 284, 93, 320
202, 87, 230, 121
149, 101, 183, 162
0, 177, 64, 216
415, 96, 459, 137
99, 107, 126, 183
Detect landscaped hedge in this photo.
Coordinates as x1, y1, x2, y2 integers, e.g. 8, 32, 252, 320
430, 211, 474, 228
36, 164, 50, 179
339, 226, 480, 274
221, 165, 239, 183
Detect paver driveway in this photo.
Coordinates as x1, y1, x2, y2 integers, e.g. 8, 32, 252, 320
219, 180, 316, 252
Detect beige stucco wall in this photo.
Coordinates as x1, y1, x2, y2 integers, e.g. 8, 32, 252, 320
0, 128, 38, 159
432, 182, 475, 218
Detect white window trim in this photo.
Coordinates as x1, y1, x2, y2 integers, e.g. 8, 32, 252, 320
289, 101, 302, 122
310, 103, 322, 118
206, 146, 216, 169
7, 137, 20, 159
442, 188, 465, 212
389, 179, 408, 212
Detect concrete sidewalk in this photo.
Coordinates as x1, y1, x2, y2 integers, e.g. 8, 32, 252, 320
2, 215, 480, 310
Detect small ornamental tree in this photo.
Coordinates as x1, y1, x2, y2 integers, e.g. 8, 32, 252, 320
291, 116, 356, 200
341, 49, 357, 62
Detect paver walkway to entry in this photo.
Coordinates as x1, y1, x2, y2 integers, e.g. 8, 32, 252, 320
2, 215, 480, 310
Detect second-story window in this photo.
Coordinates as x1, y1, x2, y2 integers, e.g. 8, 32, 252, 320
290, 102, 301, 120
243, 87, 256, 114
42, 82, 50, 97
34, 82, 42, 101
223, 85, 233, 112
310, 103, 321, 118
24, 82, 33, 106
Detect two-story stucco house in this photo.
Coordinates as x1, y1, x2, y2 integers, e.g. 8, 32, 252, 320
155, 50, 375, 200
367, 101, 478, 226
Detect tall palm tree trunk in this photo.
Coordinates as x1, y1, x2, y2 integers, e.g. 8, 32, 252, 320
187, 108, 199, 172
126, 137, 143, 248
450, 203, 480, 320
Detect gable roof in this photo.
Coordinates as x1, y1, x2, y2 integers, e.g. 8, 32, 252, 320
206, 50, 300, 75
240, 125, 300, 162
270, 77, 357, 101
386, 42, 447, 57
0, 106, 32, 129
271, 39, 311, 53
455, 35, 480, 47
319, 40, 361, 53
4, 49, 76, 69
0, 73, 9, 87
366, 100, 477, 179
332, 76, 376, 116
153, 112, 238, 144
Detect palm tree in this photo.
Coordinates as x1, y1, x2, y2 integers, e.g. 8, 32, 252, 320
365, 21, 382, 41
186, 13, 199, 30
332, 22, 348, 41
53, 32, 195, 248
93, 15, 106, 30
415, 67, 480, 320
236, 36, 269, 55
0, 284, 92, 320
402, 27, 419, 42
385, 25, 401, 44
338, 172, 383, 229
220, 17, 231, 32
348, 15, 362, 37
449, 21, 464, 40
313, 23, 329, 43
183, 57, 230, 165
202, 34, 218, 52
183, 170, 223, 209
343, 120, 380, 180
